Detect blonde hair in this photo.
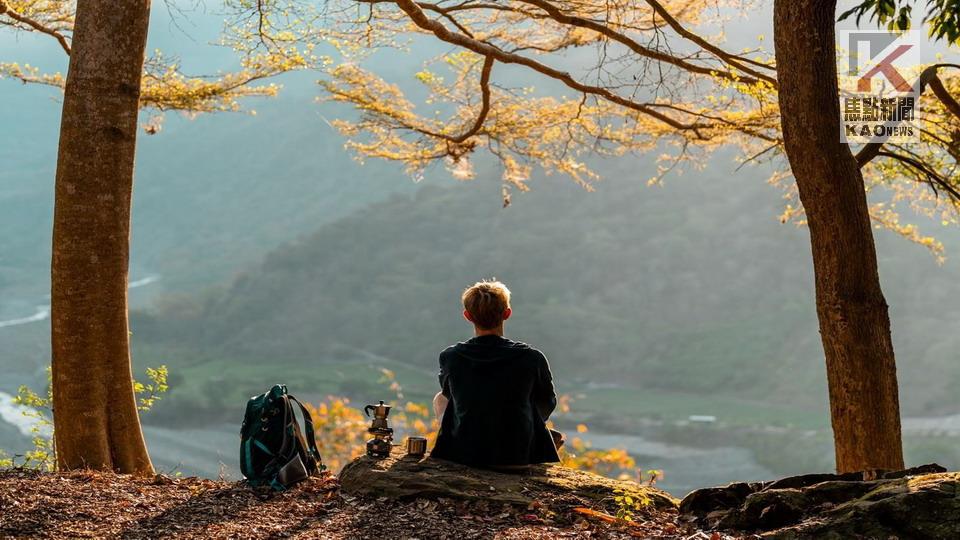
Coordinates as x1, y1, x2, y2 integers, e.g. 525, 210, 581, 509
462, 280, 511, 329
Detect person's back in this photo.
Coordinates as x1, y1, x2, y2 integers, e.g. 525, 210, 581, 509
430, 280, 561, 467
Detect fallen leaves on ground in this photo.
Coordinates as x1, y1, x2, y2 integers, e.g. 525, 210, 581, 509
0, 469, 749, 539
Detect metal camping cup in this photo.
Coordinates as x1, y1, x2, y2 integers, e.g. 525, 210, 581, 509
406, 436, 427, 457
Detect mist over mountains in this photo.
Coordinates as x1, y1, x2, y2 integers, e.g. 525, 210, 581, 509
126, 152, 960, 424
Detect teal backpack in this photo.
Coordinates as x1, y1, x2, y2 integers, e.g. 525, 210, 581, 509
240, 384, 323, 490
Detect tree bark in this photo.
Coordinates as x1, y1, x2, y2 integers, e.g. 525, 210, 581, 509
773, 0, 904, 472
51, 0, 153, 474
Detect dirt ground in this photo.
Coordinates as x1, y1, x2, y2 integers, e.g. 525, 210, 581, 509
0, 469, 743, 539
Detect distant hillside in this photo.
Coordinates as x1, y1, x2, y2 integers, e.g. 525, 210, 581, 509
132, 154, 960, 418
0, 5, 435, 301
0, 74, 421, 299
0, 72, 421, 396
0, 27, 423, 389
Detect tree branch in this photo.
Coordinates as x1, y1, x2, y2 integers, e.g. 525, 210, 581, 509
857, 63, 960, 167
514, 0, 773, 87
399, 55, 493, 144
643, 0, 778, 87
877, 150, 960, 202
856, 143, 882, 167
391, 0, 715, 137
0, 0, 71, 55
446, 55, 492, 143
929, 74, 960, 120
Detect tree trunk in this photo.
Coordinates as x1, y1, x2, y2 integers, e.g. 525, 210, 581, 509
51, 0, 153, 474
773, 0, 904, 472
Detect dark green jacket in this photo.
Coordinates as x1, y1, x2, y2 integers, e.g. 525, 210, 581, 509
430, 335, 560, 466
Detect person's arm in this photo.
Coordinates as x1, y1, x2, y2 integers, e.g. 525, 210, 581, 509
433, 392, 448, 420
438, 352, 452, 398
532, 351, 557, 422
436, 352, 452, 419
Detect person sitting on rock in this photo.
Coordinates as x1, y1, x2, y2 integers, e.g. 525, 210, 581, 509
430, 279, 562, 467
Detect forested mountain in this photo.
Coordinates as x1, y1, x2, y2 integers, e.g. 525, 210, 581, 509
0, 74, 420, 300
132, 153, 960, 422
0, 19, 423, 389
0, 72, 421, 394
0, 3, 433, 303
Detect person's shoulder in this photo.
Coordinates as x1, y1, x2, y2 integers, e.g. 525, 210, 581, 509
439, 342, 463, 360
504, 338, 547, 360
529, 347, 549, 364
500, 337, 530, 349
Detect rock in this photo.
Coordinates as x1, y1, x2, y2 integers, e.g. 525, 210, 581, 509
339, 454, 677, 514
778, 472, 960, 540
679, 464, 958, 539
679, 481, 756, 517
741, 489, 808, 529
763, 462, 946, 491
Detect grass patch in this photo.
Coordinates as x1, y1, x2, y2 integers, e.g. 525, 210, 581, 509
571, 386, 829, 430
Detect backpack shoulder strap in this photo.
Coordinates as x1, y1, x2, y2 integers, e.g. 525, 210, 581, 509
287, 395, 322, 467
272, 394, 295, 462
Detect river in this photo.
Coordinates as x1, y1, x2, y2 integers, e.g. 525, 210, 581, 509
0, 275, 160, 329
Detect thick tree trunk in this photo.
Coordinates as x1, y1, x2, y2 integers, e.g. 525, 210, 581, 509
51, 0, 153, 474
773, 0, 904, 472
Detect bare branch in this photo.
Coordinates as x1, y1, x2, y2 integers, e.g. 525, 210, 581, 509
419, 2, 478, 37
443, 55, 493, 143
514, 0, 772, 87
643, 0, 778, 87
391, 0, 715, 137
736, 142, 780, 171
379, 55, 495, 145
877, 150, 960, 203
